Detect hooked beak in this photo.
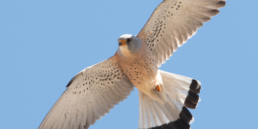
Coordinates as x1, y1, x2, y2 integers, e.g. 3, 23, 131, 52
118, 39, 126, 46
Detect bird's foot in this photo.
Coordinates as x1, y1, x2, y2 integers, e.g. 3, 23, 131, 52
155, 85, 161, 92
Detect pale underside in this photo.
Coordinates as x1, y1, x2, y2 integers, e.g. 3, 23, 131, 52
39, 57, 134, 129
116, 42, 167, 104
39, 0, 225, 128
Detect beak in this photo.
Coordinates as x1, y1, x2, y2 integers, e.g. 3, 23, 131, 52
118, 39, 126, 46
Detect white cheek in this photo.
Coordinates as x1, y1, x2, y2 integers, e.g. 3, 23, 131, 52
119, 45, 131, 57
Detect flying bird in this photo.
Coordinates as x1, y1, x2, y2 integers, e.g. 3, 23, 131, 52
39, 0, 226, 129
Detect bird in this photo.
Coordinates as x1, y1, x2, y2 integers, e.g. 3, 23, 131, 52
39, 0, 226, 129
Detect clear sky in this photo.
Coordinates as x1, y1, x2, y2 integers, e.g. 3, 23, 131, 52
0, 0, 257, 129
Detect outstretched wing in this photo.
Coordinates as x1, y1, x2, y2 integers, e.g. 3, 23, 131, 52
39, 56, 134, 129
137, 0, 226, 67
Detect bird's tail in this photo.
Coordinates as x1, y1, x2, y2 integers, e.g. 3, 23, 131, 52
138, 70, 201, 129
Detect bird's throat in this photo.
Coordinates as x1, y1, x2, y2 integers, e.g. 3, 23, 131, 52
119, 45, 131, 57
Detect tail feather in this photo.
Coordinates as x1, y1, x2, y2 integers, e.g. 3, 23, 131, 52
138, 70, 201, 129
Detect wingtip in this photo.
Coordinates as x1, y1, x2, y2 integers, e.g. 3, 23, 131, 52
66, 73, 80, 87
150, 106, 192, 129
184, 79, 201, 109
190, 79, 201, 94
66, 79, 74, 87
217, 1, 226, 8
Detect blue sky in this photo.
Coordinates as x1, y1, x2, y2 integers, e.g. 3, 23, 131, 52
0, 0, 257, 129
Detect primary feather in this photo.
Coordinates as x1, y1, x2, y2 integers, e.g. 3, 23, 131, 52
39, 57, 134, 129
137, 0, 226, 67
39, 0, 225, 129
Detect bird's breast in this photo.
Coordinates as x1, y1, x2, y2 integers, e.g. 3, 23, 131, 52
116, 42, 164, 102
120, 50, 159, 91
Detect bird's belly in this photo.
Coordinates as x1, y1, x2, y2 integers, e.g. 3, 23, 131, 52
122, 56, 159, 93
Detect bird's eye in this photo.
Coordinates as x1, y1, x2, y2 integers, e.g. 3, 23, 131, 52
126, 38, 131, 43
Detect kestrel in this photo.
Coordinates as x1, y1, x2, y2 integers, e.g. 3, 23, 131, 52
39, 0, 226, 129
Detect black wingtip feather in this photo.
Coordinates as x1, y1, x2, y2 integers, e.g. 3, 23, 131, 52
186, 92, 199, 104
147, 79, 201, 129
66, 75, 77, 87
208, 9, 220, 16
174, 119, 190, 129
66, 78, 74, 87
216, 1, 226, 8
150, 106, 192, 129
184, 99, 197, 109
185, 79, 201, 109
190, 79, 201, 94
66, 73, 81, 87
179, 107, 193, 124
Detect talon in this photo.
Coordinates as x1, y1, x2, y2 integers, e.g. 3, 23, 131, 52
156, 85, 161, 92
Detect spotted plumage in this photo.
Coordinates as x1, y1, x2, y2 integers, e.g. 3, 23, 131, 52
39, 0, 226, 129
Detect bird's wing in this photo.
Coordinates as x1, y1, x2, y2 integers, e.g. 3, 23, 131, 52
39, 56, 134, 129
137, 0, 226, 67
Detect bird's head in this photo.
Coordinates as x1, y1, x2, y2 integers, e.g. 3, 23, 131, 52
117, 34, 142, 57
